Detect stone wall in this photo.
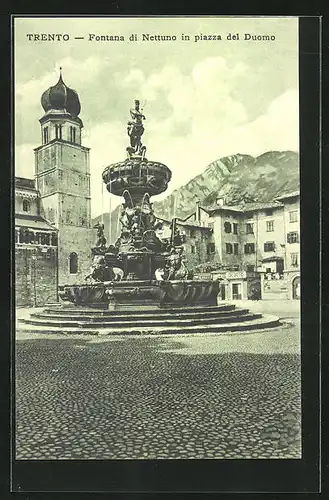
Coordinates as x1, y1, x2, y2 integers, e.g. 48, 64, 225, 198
181, 229, 211, 269
57, 224, 93, 284
15, 246, 58, 307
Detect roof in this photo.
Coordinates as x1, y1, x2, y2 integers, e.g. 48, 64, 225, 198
275, 190, 300, 201
15, 177, 36, 191
239, 201, 284, 212
206, 201, 283, 214
177, 221, 211, 231
15, 214, 57, 231
206, 204, 243, 213
155, 215, 210, 231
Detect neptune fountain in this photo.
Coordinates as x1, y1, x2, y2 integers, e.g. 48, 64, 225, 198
18, 101, 279, 334
58, 100, 220, 310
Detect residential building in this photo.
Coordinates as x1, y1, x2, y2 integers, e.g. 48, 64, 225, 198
155, 212, 213, 269
204, 193, 300, 299
275, 190, 300, 299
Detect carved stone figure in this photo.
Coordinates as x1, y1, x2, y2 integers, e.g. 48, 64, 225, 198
165, 246, 189, 280
155, 268, 165, 280
127, 100, 146, 156
85, 255, 124, 282
85, 255, 108, 282
93, 222, 107, 248
142, 229, 163, 252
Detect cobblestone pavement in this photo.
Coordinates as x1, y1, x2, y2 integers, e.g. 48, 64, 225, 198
15, 322, 301, 460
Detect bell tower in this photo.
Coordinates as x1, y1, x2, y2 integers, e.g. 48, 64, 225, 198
34, 68, 93, 284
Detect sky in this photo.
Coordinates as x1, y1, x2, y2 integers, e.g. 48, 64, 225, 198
14, 16, 299, 217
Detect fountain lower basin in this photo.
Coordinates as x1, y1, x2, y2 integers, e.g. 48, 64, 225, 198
58, 280, 220, 310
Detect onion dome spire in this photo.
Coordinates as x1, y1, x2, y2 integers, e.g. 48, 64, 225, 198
41, 68, 81, 117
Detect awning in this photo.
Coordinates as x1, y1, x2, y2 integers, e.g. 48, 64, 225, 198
15, 216, 57, 231
261, 256, 284, 263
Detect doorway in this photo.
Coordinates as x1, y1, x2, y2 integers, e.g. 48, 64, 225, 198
232, 283, 242, 300
220, 284, 226, 300
292, 276, 300, 299
276, 258, 284, 275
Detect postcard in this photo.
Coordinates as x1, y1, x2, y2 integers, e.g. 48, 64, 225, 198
12, 15, 320, 494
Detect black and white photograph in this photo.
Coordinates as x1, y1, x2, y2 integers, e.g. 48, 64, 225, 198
13, 16, 303, 464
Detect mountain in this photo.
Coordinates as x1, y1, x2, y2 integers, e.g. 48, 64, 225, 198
153, 150, 299, 220
92, 150, 299, 244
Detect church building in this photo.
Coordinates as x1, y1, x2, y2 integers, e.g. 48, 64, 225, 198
15, 176, 58, 307
34, 69, 93, 285
15, 70, 94, 306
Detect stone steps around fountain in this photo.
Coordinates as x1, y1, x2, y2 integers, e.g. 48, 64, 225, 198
29, 307, 250, 323
16, 314, 280, 336
19, 311, 262, 328
41, 303, 236, 316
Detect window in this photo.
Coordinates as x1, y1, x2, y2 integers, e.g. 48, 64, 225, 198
51, 232, 58, 246
22, 199, 31, 212
207, 242, 215, 255
191, 245, 196, 254
233, 223, 238, 235
24, 230, 30, 244
244, 243, 255, 254
246, 223, 254, 234
190, 229, 196, 238
266, 220, 274, 232
289, 211, 298, 223
48, 207, 54, 222
70, 126, 76, 143
40, 233, 47, 245
43, 126, 49, 144
233, 243, 239, 255
246, 265, 255, 272
55, 124, 63, 139
19, 229, 27, 243
69, 252, 78, 274
290, 252, 299, 267
265, 209, 273, 216
287, 231, 299, 244
66, 210, 71, 224
224, 221, 232, 233
264, 241, 275, 252
226, 243, 233, 254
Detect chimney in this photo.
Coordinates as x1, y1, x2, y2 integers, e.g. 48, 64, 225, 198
196, 199, 201, 222
216, 197, 225, 206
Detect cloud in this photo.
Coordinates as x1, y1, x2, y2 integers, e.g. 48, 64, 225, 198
15, 56, 299, 218
222, 89, 299, 154
15, 56, 105, 144
15, 144, 35, 178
